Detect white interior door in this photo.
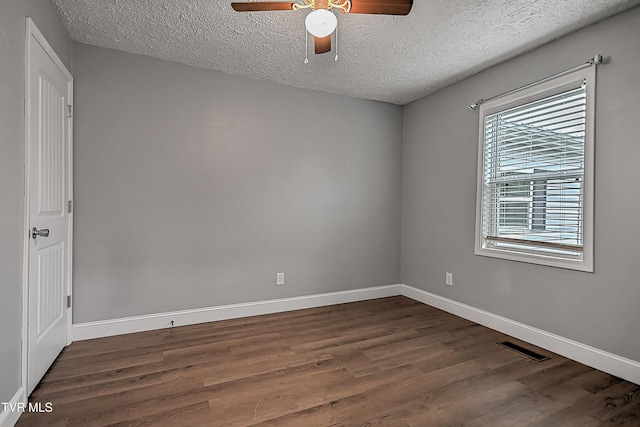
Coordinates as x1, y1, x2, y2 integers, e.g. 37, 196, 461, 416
26, 19, 73, 395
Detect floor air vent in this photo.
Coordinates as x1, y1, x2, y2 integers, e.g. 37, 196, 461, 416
498, 341, 550, 362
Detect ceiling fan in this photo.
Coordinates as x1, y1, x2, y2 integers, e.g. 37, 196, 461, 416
231, 0, 413, 55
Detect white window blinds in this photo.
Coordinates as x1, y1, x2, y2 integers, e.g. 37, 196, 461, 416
481, 83, 587, 257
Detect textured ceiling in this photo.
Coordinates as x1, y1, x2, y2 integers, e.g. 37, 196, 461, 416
51, 0, 640, 105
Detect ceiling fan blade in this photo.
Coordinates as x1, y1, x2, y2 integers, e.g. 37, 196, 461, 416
231, 2, 295, 12
314, 36, 331, 54
349, 0, 413, 15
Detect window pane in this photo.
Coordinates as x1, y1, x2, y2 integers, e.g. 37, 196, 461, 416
482, 86, 586, 254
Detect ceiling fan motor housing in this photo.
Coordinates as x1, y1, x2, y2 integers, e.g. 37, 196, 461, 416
314, 0, 330, 9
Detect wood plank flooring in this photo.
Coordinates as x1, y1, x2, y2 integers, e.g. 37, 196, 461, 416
17, 296, 640, 426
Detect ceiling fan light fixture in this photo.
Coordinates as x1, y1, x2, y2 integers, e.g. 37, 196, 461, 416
305, 9, 337, 38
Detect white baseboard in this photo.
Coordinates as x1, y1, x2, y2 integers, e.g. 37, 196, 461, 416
0, 387, 25, 427
72, 285, 402, 341
400, 284, 640, 385
70, 282, 639, 385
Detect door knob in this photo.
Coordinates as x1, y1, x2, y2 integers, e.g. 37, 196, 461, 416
32, 227, 50, 239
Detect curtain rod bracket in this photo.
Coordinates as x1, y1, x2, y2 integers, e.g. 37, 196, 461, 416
468, 99, 484, 110
589, 54, 603, 65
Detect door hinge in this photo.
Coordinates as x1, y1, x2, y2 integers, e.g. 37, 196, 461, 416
67, 104, 73, 118
67, 295, 72, 308
68, 200, 73, 213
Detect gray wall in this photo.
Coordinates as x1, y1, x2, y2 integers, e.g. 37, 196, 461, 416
402, 7, 640, 361
0, 0, 72, 408
72, 43, 403, 323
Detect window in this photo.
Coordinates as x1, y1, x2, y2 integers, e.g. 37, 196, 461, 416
475, 67, 595, 271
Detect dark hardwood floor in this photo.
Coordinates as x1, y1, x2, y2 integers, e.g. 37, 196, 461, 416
17, 296, 640, 426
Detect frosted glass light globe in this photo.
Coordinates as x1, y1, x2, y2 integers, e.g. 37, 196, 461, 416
305, 9, 337, 38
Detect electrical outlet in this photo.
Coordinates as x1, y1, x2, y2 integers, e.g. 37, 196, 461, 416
445, 272, 453, 286
276, 272, 285, 286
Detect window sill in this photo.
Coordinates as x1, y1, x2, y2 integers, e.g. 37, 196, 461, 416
475, 246, 593, 272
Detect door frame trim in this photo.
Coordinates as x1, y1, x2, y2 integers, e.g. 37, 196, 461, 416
22, 17, 74, 397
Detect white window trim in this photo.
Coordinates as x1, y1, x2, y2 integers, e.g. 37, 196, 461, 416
474, 66, 595, 272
